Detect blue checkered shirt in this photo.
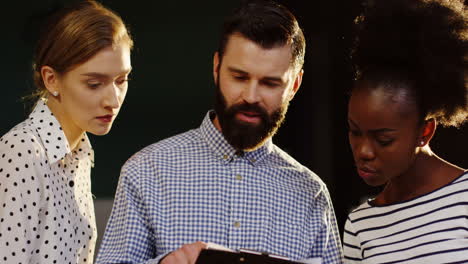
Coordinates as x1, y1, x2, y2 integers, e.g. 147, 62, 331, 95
96, 111, 344, 264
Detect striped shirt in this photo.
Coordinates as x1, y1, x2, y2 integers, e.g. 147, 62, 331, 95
343, 171, 468, 264
96, 111, 343, 264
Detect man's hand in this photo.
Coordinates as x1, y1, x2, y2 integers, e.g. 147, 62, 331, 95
160, 241, 207, 264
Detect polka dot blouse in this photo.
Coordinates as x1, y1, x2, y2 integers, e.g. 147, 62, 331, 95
0, 100, 96, 264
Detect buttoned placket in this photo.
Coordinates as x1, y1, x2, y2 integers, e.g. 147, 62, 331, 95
226, 152, 251, 250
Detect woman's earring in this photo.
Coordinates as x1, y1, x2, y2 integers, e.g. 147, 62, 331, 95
420, 140, 425, 146
52, 91, 59, 97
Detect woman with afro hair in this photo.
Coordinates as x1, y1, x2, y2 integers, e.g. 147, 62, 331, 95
343, 0, 467, 263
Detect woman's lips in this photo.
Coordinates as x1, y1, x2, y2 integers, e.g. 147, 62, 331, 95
357, 166, 378, 179
96, 115, 113, 123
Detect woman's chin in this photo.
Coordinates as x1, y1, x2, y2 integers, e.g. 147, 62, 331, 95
88, 126, 112, 136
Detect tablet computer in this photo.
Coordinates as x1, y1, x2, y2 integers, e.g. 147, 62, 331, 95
195, 248, 303, 264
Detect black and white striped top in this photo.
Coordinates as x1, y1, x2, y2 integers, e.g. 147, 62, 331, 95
343, 171, 468, 264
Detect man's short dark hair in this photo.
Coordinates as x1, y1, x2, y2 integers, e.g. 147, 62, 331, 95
218, 0, 305, 71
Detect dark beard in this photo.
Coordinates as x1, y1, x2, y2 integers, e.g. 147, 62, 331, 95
214, 81, 288, 151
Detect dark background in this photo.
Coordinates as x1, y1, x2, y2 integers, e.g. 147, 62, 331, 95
2, 0, 466, 237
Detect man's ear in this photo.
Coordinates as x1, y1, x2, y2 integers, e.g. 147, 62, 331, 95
419, 118, 436, 147
288, 69, 303, 101
213, 52, 220, 85
41, 66, 60, 95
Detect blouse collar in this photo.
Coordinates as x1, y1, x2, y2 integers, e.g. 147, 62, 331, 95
28, 99, 94, 164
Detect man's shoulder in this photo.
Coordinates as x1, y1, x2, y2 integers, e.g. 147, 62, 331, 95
269, 144, 325, 185
269, 145, 314, 173
123, 128, 202, 166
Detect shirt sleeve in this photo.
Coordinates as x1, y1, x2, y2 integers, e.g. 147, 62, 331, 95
96, 156, 170, 264
0, 134, 43, 263
343, 217, 362, 263
310, 187, 344, 264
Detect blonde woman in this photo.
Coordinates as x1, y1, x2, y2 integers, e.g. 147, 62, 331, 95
0, 1, 133, 263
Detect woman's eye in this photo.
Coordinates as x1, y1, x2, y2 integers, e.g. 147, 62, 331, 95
377, 138, 393, 147
87, 82, 102, 89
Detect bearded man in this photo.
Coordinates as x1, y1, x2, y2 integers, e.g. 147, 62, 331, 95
96, 1, 343, 264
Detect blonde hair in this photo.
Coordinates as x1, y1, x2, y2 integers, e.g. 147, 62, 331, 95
31, 0, 133, 99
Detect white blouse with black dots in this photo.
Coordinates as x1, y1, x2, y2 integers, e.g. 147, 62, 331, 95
0, 99, 96, 264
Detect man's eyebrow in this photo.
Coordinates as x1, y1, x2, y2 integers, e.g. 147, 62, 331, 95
227, 67, 284, 83
227, 67, 248, 75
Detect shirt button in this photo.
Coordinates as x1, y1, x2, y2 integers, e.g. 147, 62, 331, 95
69, 180, 74, 187
234, 221, 241, 228
235, 174, 242, 180
223, 155, 229, 160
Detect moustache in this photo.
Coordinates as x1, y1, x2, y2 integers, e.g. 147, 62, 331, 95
226, 103, 269, 120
